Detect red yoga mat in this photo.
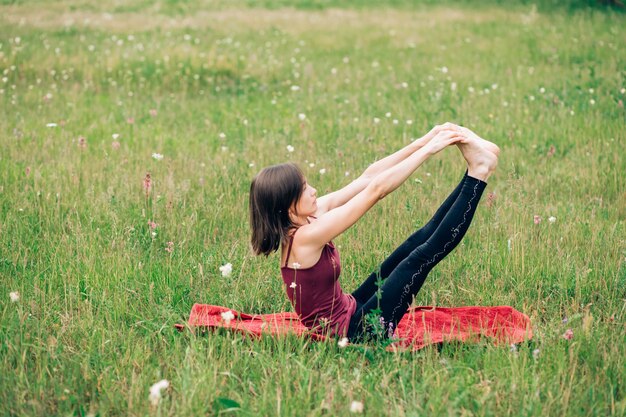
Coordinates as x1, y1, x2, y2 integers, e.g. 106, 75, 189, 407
175, 304, 533, 351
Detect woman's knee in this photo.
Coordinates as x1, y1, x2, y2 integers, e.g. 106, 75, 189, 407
408, 242, 439, 263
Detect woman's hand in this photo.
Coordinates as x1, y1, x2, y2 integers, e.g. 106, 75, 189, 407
422, 129, 467, 155
412, 122, 462, 148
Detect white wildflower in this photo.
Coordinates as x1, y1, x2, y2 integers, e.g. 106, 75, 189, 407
219, 132, 226, 139
298, 113, 306, 121
149, 379, 169, 406
441, 66, 448, 74
112, 133, 120, 140
286, 145, 294, 153
291, 85, 300, 91
548, 216, 556, 223
350, 401, 364, 413
221, 310, 235, 324
319, 168, 326, 175
46, 123, 57, 128
373, 117, 380, 124
152, 153, 164, 161
338, 337, 349, 348
292, 262, 301, 269
10, 291, 20, 302
289, 282, 297, 289
533, 348, 540, 360
219, 263, 232, 277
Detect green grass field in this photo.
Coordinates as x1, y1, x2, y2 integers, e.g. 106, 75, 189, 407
1, 1, 624, 416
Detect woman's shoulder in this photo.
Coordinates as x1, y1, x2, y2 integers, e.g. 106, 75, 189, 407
281, 216, 334, 267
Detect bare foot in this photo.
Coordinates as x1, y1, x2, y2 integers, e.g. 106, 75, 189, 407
458, 126, 500, 157
456, 137, 498, 182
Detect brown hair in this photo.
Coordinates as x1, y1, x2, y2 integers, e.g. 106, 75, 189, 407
249, 163, 306, 256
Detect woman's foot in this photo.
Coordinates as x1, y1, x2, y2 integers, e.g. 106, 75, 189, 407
456, 134, 499, 182
458, 126, 501, 158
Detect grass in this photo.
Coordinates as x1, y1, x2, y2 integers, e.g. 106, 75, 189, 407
0, 1, 624, 416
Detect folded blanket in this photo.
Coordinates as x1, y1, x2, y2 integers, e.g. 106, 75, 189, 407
175, 304, 533, 351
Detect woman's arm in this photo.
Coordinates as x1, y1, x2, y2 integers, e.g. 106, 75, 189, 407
361, 123, 459, 179
304, 130, 465, 248
316, 124, 458, 213
370, 129, 465, 198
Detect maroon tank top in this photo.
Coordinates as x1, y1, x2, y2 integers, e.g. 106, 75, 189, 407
280, 227, 356, 337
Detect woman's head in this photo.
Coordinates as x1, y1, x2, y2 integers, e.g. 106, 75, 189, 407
249, 162, 309, 256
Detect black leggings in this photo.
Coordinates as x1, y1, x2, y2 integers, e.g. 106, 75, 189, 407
347, 170, 488, 342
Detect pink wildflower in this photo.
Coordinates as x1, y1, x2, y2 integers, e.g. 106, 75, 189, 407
25, 166, 31, 176
165, 241, 174, 253
547, 145, 556, 157
78, 136, 87, 149
112, 141, 121, 150
148, 220, 157, 230
563, 329, 574, 340
143, 173, 152, 196
534, 215, 541, 225
127, 117, 135, 124
486, 192, 496, 208
149, 109, 158, 117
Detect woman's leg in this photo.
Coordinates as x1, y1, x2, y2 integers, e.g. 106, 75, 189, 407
350, 169, 469, 305
348, 174, 488, 341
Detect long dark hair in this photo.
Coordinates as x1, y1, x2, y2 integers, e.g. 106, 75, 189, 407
249, 163, 306, 256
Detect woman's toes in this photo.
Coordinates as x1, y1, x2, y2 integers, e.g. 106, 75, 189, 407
460, 126, 500, 157
489, 143, 501, 158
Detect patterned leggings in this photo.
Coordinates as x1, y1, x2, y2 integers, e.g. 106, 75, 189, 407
347, 170, 488, 341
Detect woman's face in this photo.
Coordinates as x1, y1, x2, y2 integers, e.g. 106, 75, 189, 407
292, 179, 317, 218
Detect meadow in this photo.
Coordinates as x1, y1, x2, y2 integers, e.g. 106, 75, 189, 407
1, 0, 624, 416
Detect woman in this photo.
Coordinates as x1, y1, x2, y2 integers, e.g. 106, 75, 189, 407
249, 123, 499, 342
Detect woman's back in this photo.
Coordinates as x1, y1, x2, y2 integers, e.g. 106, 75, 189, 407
280, 227, 356, 337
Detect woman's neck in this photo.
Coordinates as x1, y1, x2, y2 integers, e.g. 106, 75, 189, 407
291, 215, 309, 227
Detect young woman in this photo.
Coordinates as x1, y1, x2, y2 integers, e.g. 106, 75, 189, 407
249, 123, 499, 342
